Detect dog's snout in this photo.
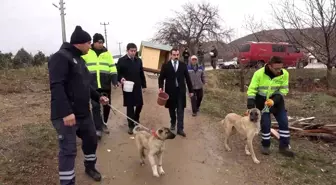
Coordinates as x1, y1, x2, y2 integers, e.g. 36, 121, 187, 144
249, 112, 259, 122
167, 132, 176, 139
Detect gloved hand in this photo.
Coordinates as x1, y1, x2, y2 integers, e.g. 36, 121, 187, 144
265, 99, 274, 107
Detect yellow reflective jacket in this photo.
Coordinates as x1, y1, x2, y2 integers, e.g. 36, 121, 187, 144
247, 66, 289, 111
82, 48, 118, 90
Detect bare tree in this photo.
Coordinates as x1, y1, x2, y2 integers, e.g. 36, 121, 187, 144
152, 2, 233, 53
244, 15, 264, 42
272, 0, 336, 89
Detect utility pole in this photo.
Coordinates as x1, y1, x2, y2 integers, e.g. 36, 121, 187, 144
100, 22, 109, 49
117, 42, 122, 56
53, 0, 67, 43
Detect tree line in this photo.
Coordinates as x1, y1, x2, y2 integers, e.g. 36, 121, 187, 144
0, 48, 49, 69
152, 0, 336, 89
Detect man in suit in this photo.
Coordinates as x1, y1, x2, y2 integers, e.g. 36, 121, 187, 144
158, 48, 193, 137
117, 43, 147, 135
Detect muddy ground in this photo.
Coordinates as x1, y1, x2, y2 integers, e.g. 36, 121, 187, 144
75, 75, 279, 185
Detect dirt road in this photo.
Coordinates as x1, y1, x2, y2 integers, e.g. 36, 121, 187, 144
75, 74, 274, 185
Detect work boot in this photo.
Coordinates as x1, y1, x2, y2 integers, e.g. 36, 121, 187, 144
261, 147, 271, 155
170, 125, 176, 131
96, 130, 102, 140
192, 112, 197, 117
102, 124, 110, 134
85, 168, 102, 182
177, 130, 186, 137
279, 147, 295, 158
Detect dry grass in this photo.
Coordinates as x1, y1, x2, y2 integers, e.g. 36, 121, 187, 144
202, 68, 336, 185
0, 65, 57, 185
0, 65, 49, 95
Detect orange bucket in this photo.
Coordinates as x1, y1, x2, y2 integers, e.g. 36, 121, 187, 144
157, 92, 169, 106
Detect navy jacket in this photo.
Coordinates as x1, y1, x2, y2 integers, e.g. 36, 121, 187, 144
48, 42, 101, 120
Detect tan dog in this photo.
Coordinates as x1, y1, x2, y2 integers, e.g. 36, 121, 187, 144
221, 108, 261, 164
133, 126, 176, 177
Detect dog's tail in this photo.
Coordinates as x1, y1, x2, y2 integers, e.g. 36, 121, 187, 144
133, 125, 142, 134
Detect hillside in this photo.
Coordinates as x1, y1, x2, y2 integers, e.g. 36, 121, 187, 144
205, 28, 320, 61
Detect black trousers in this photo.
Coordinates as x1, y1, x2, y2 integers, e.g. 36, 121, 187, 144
97, 89, 111, 123
211, 58, 217, 69
126, 105, 143, 128
52, 116, 98, 185
91, 89, 111, 131
190, 88, 203, 113
169, 87, 185, 131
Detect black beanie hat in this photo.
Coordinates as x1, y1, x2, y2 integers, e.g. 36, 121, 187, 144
70, 26, 92, 44
93, 33, 105, 43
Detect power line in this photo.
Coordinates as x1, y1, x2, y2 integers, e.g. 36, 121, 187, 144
52, 0, 66, 43
117, 42, 122, 56
100, 22, 109, 49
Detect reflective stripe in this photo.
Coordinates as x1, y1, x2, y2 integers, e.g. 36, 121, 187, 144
279, 134, 290, 138
262, 133, 271, 136
84, 154, 97, 161
82, 49, 116, 88
258, 92, 267, 96
262, 136, 271, 140
279, 130, 290, 134
84, 154, 96, 157
59, 170, 75, 176
59, 169, 75, 181
248, 96, 255, 99
60, 174, 75, 181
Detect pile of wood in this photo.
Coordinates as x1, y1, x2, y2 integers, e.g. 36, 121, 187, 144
271, 116, 336, 142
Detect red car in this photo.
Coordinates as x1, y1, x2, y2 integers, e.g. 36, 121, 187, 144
237, 42, 308, 68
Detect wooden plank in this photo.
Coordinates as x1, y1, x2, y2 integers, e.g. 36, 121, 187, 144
143, 67, 160, 74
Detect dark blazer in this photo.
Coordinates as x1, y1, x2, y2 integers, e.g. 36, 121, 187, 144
117, 55, 147, 106
158, 60, 193, 108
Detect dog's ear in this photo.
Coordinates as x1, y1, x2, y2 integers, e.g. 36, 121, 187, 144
158, 129, 163, 134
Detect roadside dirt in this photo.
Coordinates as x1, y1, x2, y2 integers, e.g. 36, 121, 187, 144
75, 75, 278, 185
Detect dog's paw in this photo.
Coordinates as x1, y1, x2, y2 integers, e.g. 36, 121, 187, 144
253, 159, 260, 164
158, 166, 165, 175
140, 161, 145, 166
153, 172, 160, 177
245, 150, 251, 155
225, 147, 232, 152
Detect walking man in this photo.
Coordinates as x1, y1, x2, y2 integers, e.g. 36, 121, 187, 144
48, 26, 109, 184
182, 47, 190, 63
210, 45, 218, 70
117, 43, 147, 135
82, 33, 118, 140
197, 44, 205, 67
247, 56, 295, 157
187, 55, 205, 116
158, 48, 193, 137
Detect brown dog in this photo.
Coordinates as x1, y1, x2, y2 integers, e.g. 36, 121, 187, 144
221, 108, 261, 164
133, 125, 176, 177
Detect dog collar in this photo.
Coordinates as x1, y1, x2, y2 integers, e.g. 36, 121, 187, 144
151, 129, 160, 139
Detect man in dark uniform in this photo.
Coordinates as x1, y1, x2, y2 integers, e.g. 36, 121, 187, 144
48, 25, 109, 185
182, 47, 190, 63
197, 44, 205, 67
117, 43, 147, 134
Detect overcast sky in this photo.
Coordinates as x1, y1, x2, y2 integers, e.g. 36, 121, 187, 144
0, 0, 277, 55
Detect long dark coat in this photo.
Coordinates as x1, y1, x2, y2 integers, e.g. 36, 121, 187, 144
117, 55, 147, 106
158, 60, 193, 108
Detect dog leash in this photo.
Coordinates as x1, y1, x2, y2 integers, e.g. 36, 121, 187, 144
107, 104, 151, 132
